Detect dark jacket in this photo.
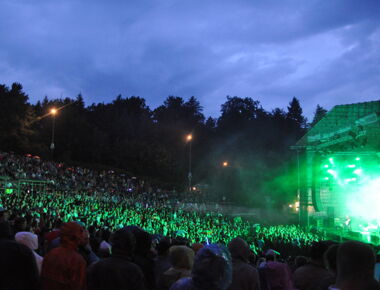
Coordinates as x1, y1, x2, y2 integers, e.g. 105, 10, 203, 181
227, 238, 260, 290
229, 259, 260, 290
87, 255, 145, 290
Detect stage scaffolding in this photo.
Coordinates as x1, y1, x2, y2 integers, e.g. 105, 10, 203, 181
292, 101, 380, 227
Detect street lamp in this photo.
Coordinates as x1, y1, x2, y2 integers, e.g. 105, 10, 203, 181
50, 108, 57, 159
186, 134, 193, 191
222, 161, 229, 167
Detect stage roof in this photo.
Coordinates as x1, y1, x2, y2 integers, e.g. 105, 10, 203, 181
296, 100, 380, 151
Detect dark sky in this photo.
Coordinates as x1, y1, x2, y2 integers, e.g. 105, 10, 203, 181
1, 0, 379, 119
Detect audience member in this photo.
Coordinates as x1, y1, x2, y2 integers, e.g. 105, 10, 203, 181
0, 240, 40, 290
331, 241, 380, 290
15, 231, 43, 274
259, 249, 294, 290
170, 244, 232, 290
158, 245, 194, 290
41, 222, 87, 290
87, 228, 145, 290
228, 237, 260, 290
293, 241, 333, 290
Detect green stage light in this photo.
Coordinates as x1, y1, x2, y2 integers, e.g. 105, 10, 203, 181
347, 164, 356, 168
347, 178, 380, 226
324, 164, 329, 168
353, 169, 362, 175
324, 177, 329, 180
329, 158, 334, 164
327, 169, 337, 178
356, 157, 360, 161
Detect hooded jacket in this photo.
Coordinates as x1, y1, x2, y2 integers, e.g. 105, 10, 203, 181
41, 222, 87, 290
170, 244, 232, 290
227, 238, 260, 290
15, 231, 43, 274
159, 246, 195, 289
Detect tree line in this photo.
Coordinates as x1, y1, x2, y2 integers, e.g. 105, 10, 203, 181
0, 82, 327, 206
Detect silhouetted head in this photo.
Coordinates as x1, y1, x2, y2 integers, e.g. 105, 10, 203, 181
192, 244, 232, 290
111, 228, 136, 257
124, 226, 151, 256
324, 244, 339, 274
310, 241, 331, 263
60, 222, 85, 249
169, 246, 195, 270
156, 237, 171, 256
228, 237, 250, 262
337, 241, 375, 280
295, 256, 307, 268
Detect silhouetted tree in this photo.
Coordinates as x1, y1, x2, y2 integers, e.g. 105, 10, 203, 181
0, 82, 306, 205
0, 83, 35, 152
310, 104, 327, 128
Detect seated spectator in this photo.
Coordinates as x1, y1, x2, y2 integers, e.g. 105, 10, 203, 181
293, 241, 333, 290
158, 245, 195, 289
170, 244, 232, 290
87, 227, 145, 290
259, 249, 294, 290
331, 241, 380, 290
227, 237, 260, 290
41, 222, 87, 290
15, 231, 43, 274
0, 240, 40, 290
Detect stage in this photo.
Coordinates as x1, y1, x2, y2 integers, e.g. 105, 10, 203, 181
293, 101, 380, 242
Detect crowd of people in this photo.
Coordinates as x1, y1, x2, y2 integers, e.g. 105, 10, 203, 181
1, 152, 380, 289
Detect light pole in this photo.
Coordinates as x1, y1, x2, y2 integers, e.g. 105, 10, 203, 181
50, 108, 57, 159
186, 134, 193, 191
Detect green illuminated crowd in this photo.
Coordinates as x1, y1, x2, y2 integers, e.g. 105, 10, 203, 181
0, 151, 324, 257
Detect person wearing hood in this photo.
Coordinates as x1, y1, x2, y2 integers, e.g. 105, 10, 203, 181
227, 238, 260, 290
87, 227, 145, 290
259, 249, 294, 290
41, 222, 87, 290
15, 231, 43, 274
126, 226, 156, 290
170, 244, 232, 290
0, 240, 40, 290
158, 245, 195, 290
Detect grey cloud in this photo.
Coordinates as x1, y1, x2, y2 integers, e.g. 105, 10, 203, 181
0, 0, 379, 119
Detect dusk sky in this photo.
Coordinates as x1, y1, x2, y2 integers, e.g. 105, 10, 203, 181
1, 0, 379, 119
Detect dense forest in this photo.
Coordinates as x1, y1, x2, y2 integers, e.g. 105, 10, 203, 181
0, 82, 327, 206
